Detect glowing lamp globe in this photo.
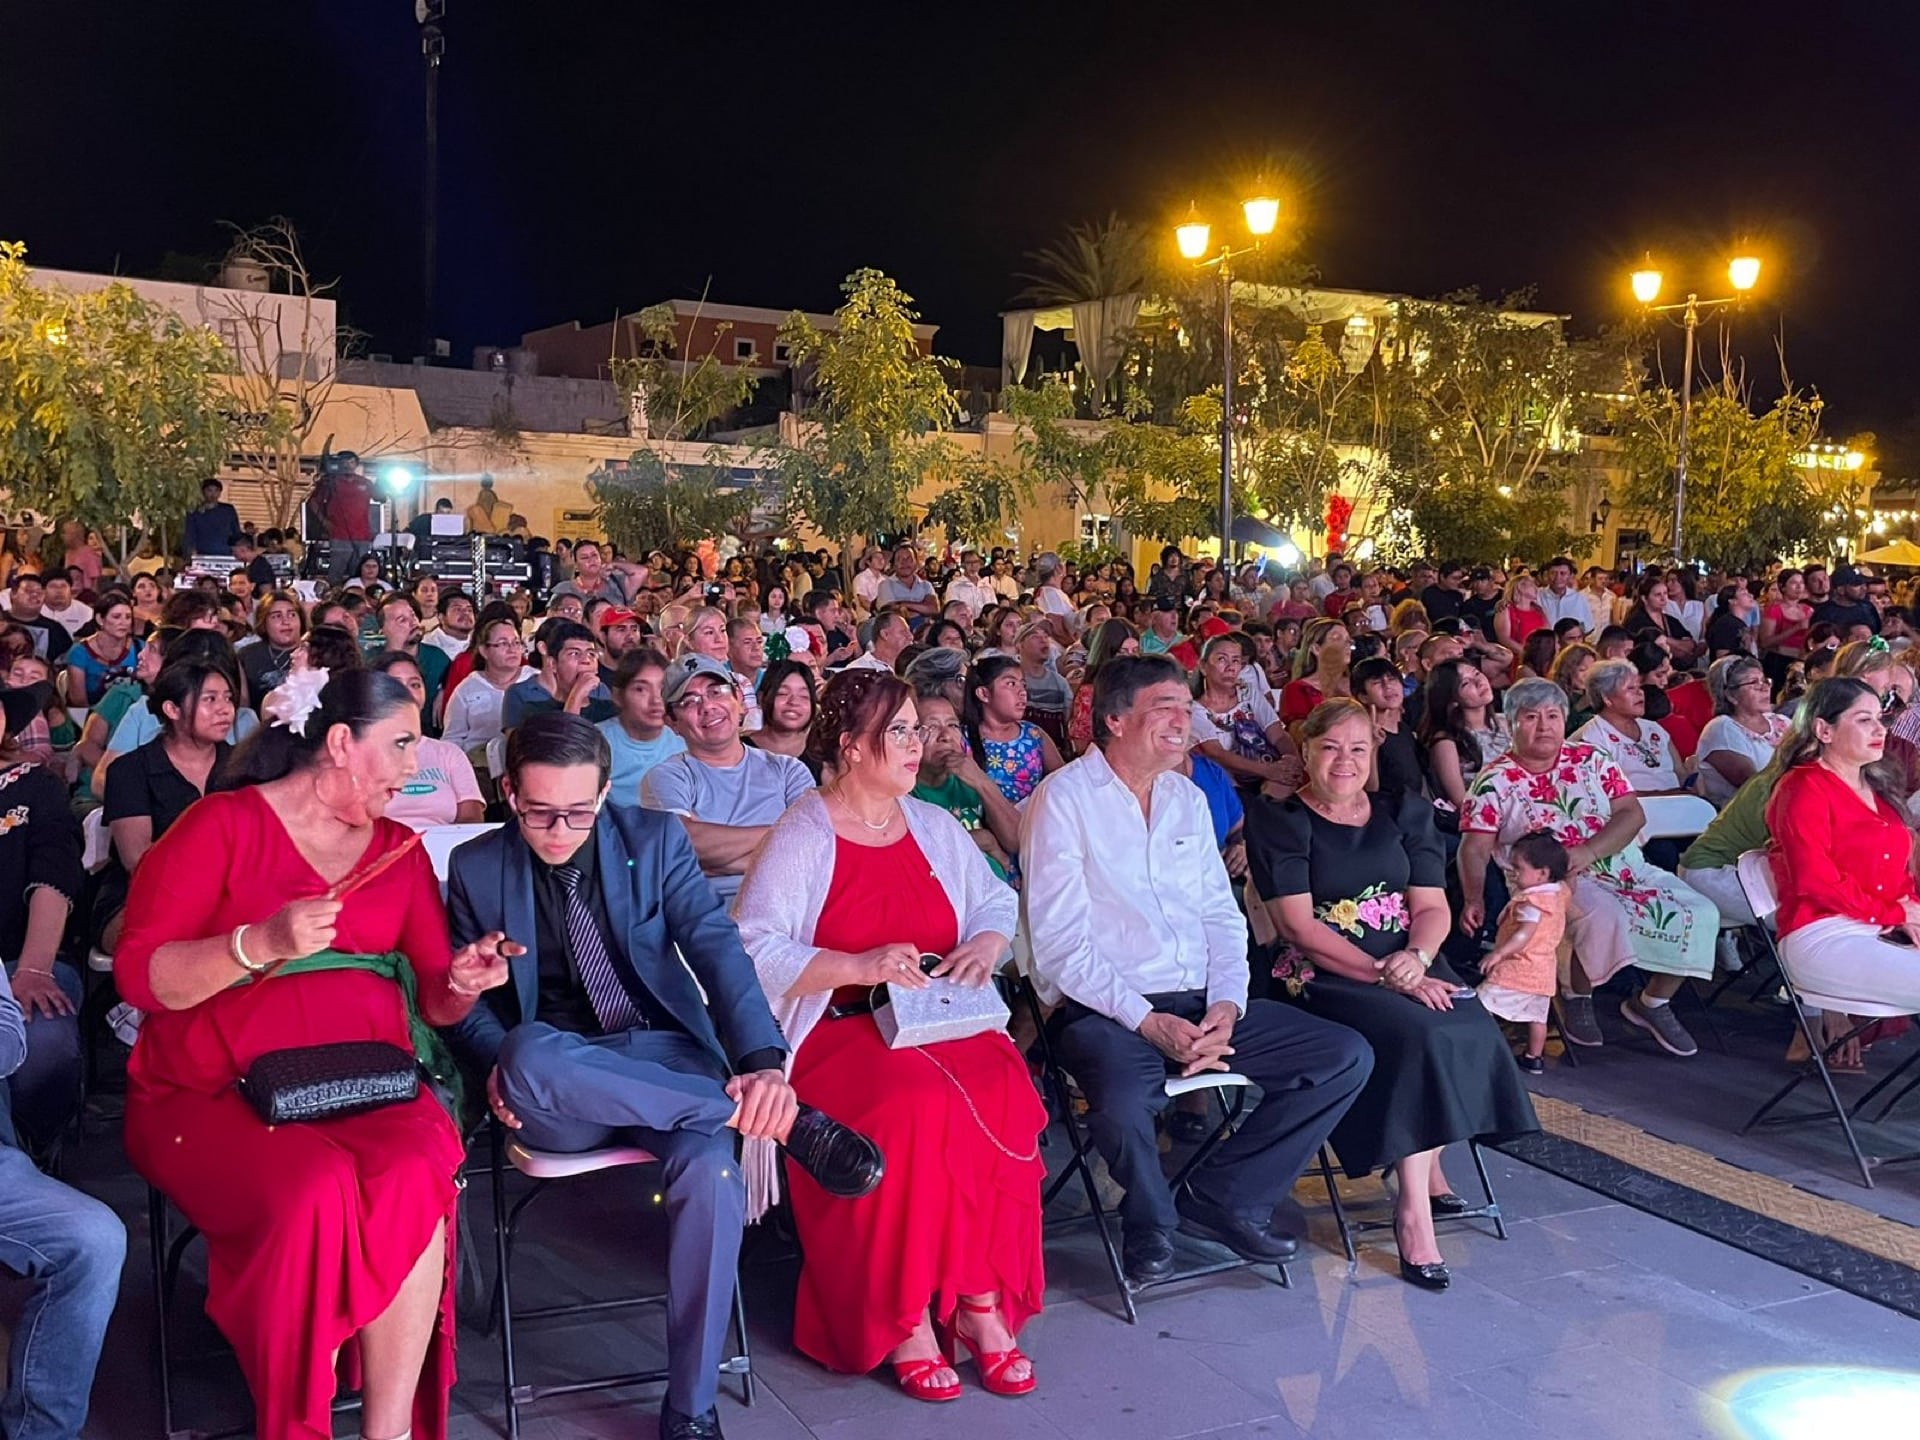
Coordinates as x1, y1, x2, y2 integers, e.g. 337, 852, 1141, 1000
1729, 255, 1761, 292
1630, 264, 1663, 305
1242, 194, 1280, 237
1176, 209, 1212, 261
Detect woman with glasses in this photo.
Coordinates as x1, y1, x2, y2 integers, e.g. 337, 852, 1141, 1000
440, 615, 535, 754
1696, 656, 1791, 807
734, 669, 1041, 1402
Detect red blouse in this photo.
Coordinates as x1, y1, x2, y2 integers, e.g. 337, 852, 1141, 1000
1766, 763, 1916, 937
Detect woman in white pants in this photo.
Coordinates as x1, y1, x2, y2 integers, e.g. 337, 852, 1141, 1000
1766, 677, 1920, 1016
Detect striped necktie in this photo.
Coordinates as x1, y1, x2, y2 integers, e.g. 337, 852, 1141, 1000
552, 863, 640, 1032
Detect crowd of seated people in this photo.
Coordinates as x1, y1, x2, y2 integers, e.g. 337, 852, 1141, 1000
17, 528, 1920, 1437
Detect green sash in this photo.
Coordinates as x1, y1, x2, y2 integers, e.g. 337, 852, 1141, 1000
262, 949, 465, 1120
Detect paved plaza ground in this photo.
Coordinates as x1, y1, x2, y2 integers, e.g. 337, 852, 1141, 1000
39, 974, 1920, 1439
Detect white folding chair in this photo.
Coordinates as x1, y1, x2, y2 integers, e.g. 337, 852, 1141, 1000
488, 1128, 753, 1438
420, 821, 501, 887
1733, 849, 1920, 1188
1635, 792, 1717, 847
485, 733, 509, 780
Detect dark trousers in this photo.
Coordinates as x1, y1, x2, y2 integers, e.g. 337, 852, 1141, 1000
1050, 992, 1373, 1234
495, 1024, 741, 1416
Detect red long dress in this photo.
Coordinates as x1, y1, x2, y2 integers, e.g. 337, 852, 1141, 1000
787, 833, 1046, 1374
116, 788, 465, 1440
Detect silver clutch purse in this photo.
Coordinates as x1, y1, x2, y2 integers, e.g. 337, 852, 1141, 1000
873, 953, 1010, 1050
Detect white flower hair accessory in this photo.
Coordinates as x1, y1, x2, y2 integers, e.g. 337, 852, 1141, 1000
784, 625, 812, 656
263, 667, 329, 737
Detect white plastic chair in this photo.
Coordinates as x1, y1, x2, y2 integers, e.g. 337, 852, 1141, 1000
81, 807, 110, 873
1734, 849, 1920, 1188
421, 822, 501, 885
1636, 792, 1717, 846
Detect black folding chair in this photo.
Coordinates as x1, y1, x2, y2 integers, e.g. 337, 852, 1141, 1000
1313, 1141, 1509, 1270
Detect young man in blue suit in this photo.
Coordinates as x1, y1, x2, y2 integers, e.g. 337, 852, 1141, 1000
445, 711, 880, 1440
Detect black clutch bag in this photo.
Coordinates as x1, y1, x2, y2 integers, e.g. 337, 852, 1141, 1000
238, 1041, 419, 1126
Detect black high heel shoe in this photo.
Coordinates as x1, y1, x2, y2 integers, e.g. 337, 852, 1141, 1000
1393, 1215, 1451, 1291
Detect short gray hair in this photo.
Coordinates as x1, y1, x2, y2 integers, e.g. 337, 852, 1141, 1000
1708, 655, 1764, 715
1585, 658, 1639, 711
1502, 676, 1569, 724
1035, 551, 1062, 581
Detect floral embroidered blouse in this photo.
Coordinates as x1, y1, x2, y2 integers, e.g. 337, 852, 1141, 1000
1246, 789, 1446, 989
1461, 741, 1632, 871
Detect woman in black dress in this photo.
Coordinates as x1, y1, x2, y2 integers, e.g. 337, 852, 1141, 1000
1246, 698, 1538, 1290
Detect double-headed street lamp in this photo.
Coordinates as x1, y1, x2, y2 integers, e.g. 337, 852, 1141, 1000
1630, 251, 1762, 563
1176, 192, 1280, 562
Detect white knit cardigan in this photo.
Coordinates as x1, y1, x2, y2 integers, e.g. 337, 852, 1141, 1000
731, 788, 1018, 1219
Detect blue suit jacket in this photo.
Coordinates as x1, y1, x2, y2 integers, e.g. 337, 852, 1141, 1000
443, 806, 787, 1074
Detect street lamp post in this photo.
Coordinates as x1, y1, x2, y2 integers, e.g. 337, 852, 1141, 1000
1177, 193, 1280, 564
1630, 252, 1762, 563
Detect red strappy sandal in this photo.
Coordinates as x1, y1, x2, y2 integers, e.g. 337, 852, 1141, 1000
941, 1297, 1037, 1397
891, 1355, 961, 1403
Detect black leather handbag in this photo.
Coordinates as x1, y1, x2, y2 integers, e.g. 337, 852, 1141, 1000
238, 1041, 419, 1126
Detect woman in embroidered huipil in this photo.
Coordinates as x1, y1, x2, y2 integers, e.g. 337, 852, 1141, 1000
1245, 699, 1537, 1291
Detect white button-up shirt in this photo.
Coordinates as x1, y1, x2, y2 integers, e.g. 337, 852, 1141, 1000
1020, 747, 1249, 1029
945, 576, 997, 619
1539, 587, 1589, 628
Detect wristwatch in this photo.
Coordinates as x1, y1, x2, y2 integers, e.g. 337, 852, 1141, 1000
1409, 946, 1433, 970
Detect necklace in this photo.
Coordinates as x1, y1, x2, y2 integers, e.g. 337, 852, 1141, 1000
1305, 786, 1369, 822
829, 785, 896, 832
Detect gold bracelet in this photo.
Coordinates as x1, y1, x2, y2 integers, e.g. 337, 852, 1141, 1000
230, 924, 269, 975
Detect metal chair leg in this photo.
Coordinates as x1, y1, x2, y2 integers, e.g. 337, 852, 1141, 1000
490, 1123, 522, 1440
731, 1276, 755, 1406
1316, 1148, 1357, 1267
1467, 1139, 1509, 1240
149, 1187, 177, 1440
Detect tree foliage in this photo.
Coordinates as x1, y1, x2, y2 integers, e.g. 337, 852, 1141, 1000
1611, 378, 1856, 571
768, 269, 965, 579
0, 240, 231, 540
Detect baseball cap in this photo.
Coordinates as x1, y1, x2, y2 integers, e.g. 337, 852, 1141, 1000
1832, 566, 1866, 587
597, 607, 639, 627
661, 653, 737, 707
1468, 566, 1493, 583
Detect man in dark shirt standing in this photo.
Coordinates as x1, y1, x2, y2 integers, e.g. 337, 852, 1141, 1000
4, 575, 73, 665
183, 478, 243, 558
446, 713, 882, 1440
1457, 566, 1502, 640
1811, 565, 1880, 636
1420, 561, 1469, 623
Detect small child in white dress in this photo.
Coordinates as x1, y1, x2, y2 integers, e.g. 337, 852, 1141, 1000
1478, 830, 1569, 1075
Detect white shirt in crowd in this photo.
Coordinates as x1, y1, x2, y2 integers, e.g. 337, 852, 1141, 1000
383, 735, 484, 829
440, 666, 537, 752
843, 651, 891, 671
1581, 588, 1618, 634
1020, 746, 1250, 1029
420, 627, 471, 660
43, 600, 93, 632
1538, 587, 1588, 628
1693, 713, 1791, 807
1570, 714, 1684, 794
853, 568, 885, 607
1034, 583, 1076, 623
946, 574, 997, 618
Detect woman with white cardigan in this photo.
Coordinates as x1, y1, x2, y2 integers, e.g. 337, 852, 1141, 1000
733, 669, 1043, 1404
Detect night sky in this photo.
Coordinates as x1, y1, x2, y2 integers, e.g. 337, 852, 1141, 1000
6, 2, 1920, 463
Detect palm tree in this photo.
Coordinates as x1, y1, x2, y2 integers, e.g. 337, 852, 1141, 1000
1014, 214, 1151, 306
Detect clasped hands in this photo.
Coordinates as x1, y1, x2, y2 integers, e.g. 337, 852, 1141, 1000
855, 936, 1000, 990
1139, 1001, 1239, 1078
1375, 947, 1456, 1011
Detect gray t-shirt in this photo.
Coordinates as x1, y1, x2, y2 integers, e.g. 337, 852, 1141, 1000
876, 576, 934, 607
639, 746, 816, 901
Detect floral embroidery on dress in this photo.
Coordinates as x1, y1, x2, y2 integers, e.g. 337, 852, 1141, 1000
1273, 882, 1412, 996
0, 763, 34, 794
0, 805, 27, 835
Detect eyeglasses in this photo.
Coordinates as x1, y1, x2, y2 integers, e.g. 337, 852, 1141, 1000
673, 687, 736, 712
883, 723, 932, 747
484, 637, 525, 651
515, 802, 603, 831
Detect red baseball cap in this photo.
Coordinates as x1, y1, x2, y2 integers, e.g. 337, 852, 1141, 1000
598, 607, 639, 627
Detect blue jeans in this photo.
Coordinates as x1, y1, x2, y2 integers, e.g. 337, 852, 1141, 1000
0, 1139, 125, 1439
0, 964, 82, 1155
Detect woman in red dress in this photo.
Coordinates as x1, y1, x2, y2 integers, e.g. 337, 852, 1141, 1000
733, 669, 1044, 1401
116, 669, 513, 1440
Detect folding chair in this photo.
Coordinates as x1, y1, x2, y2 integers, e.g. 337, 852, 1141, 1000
148, 1187, 362, 1440
1026, 988, 1288, 1324
1732, 849, 1920, 1189
1314, 1141, 1508, 1270
488, 1124, 754, 1440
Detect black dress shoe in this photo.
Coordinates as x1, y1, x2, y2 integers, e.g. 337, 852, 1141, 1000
1123, 1227, 1176, 1284
1429, 1191, 1473, 1217
1175, 1191, 1300, 1264
1398, 1258, 1452, 1292
782, 1105, 884, 1198
660, 1401, 725, 1439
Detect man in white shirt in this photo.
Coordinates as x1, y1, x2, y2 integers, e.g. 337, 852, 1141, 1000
1537, 556, 1588, 627
944, 548, 996, 622
40, 575, 93, 635
844, 612, 910, 672
851, 548, 888, 611
1021, 654, 1372, 1283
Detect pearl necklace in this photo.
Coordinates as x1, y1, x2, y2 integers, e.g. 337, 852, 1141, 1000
828, 785, 896, 833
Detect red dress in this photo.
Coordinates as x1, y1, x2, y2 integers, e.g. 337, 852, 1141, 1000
787, 833, 1045, 1374
116, 788, 465, 1440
